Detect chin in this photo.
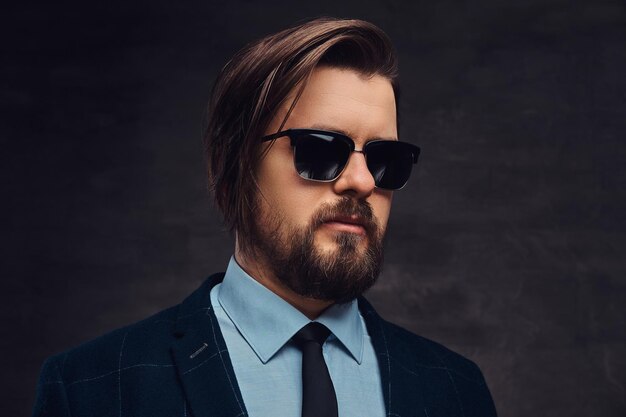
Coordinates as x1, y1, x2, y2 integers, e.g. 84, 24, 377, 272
314, 231, 368, 255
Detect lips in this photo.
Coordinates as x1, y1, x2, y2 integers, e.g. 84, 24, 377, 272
326, 215, 366, 226
322, 215, 368, 235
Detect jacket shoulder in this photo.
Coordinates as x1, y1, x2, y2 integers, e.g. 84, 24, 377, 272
381, 319, 486, 382
46, 304, 180, 386
360, 297, 486, 383
33, 304, 183, 416
360, 297, 497, 416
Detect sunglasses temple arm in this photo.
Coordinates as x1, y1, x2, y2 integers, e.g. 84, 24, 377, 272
261, 131, 289, 142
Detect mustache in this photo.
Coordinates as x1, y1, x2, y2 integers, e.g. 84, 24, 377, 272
310, 197, 379, 237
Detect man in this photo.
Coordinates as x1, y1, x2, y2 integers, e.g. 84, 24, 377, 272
33, 18, 497, 417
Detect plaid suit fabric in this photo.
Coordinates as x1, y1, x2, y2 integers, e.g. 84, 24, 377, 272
33, 273, 497, 417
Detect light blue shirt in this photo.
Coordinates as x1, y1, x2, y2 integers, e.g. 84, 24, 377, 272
209, 257, 387, 417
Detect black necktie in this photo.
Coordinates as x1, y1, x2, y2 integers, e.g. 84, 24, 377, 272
292, 322, 339, 417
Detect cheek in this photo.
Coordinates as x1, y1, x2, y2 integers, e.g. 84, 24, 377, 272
256, 150, 323, 227
275, 187, 324, 227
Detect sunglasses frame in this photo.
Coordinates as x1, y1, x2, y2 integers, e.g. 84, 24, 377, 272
261, 128, 420, 190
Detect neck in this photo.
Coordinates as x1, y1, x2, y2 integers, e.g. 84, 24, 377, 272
234, 240, 333, 320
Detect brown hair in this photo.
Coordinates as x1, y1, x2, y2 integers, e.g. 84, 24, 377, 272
203, 17, 398, 250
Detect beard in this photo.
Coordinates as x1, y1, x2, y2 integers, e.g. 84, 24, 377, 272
248, 196, 385, 303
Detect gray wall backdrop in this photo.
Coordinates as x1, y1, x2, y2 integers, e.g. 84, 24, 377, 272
2, 1, 625, 416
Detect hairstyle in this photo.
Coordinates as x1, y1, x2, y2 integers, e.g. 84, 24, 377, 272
203, 17, 398, 251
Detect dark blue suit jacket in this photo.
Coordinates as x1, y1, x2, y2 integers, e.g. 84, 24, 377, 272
33, 273, 497, 417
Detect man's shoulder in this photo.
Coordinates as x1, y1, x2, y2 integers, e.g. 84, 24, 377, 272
384, 318, 484, 377
361, 302, 497, 416
42, 304, 181, 386
33, 276, 227, 417
40, 274, 223, 385
360, 297, 488, 386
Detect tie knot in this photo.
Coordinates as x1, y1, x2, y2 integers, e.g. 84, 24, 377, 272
292, 322, 331, 347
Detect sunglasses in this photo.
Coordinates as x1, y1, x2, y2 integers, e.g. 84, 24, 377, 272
262, 129, 420, 190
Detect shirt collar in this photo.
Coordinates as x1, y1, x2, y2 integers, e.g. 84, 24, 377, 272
218, 256, 364, 364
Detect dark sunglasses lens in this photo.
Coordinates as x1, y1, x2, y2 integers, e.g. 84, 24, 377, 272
293, 133, 351, 181
366, 141, 417, 190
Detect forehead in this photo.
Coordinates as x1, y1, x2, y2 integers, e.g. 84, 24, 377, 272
270, 67, 398, 141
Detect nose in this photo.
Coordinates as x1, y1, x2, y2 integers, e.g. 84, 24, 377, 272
332, 150, 376, 198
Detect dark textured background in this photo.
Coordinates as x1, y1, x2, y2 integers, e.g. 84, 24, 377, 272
2, 1, 625, 416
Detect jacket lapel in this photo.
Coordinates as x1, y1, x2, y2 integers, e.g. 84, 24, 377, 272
171, 273, 248, 417
359, 297, 428, 417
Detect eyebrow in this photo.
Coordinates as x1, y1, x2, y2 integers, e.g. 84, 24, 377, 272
308, 123, 398, 142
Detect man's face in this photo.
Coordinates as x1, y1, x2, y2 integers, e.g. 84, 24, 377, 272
250, 66, 397, 302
